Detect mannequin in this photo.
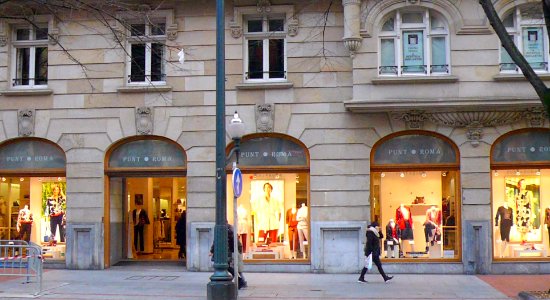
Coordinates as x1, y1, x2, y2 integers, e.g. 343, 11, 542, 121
46, 184, 66, 242
254, 182, 283, 244
544, 207, 550, 247
424, 206, 442, 252
17, 205, 33, 242
286, 205, 298, 259
296, 203, 308, 259
132, 204, 150, 254
395, 204, 414, 255
237, 205, 249, 253
495, 202, 513, 257
515, 179, 532, 242
385, 219, 401, 258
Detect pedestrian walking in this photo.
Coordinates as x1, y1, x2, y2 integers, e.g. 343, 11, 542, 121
209, 224, 248, 289
358, 221, 394, 283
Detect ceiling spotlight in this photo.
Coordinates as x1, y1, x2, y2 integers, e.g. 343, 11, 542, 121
442, 172, 447, 177
516, 170, 520, 176
421, 172, 427, 178
57, 177, 62, 181
20, 178, 24, 182
400, 172, 405, 178
536, 169, 541, 176
381, 172, 385, 178
494, 170, 499, 177
38, 177, 43, 181
1, 177, 5, 182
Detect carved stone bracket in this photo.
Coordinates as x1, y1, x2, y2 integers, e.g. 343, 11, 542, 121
256, 104, 274, 132
166, 24, 178, 41
230, 20, 243, 39
0, 20, 7, 47
18, 109, 35, 137
343, 37, 362, 58
523, 107, 547, 127
465, 121, 483, 147
288, 16, 299, 37
257, 0, 272, 16
136, 106, 153, 135
0, 36, 6, 47
392, 110, 428, 129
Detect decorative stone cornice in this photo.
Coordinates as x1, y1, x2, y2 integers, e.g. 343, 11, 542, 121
342, 0, 361, 5
18, 109, 35, 137
136, 106, 153, 135
257, 0, 272, 16
256, 104, 274, 132
392, 110, 428, 129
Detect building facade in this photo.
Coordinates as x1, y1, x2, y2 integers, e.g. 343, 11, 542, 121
0, 0, 549, 274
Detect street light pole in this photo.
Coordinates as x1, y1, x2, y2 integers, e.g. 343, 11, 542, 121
207, 0, 236, 299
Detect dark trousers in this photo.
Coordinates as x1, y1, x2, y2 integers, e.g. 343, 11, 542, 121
50, 215, 65, 242
19, 223, 32, 242
134, 225, 145, 252
359, 253, 388, 280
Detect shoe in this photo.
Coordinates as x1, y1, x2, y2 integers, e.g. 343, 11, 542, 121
357, 278, 367, 283
238, 281, 248, 289
384, 276, 393, 283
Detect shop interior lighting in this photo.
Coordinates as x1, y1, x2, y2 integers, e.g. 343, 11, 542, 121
421, 172, 427, 178
38, 177, 43, 181
57, 177, 62, 181
381, 172, 385, 178
1, 177, 5, 182
442, 172, 447, 177
20, 177, 24, 181
494, 170, 499, 177
536, 169, 541, 175
516, 170, 521, 176
400, 172, 405, 178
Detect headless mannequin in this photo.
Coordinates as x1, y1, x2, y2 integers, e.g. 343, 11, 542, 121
237, 205, 249, 253
495, 202, 513, 257
424, 206, 442, 253
297, 203, 308, 259
17, 205, 33, 242
286, 206, 298, 259
396, 204, 414, 255
544, 207, 550, 247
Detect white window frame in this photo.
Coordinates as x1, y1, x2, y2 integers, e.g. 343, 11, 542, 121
125, 20, 167, 86
378, 9, 450, 77
500, 7, 549, 74
10, 23, 49, 89
243, 15, 288, 82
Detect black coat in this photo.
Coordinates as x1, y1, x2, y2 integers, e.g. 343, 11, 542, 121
176, 212, 186, 246
364, 228, 384, 257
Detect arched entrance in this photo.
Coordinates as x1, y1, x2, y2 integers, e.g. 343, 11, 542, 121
370, 131, 461, 261
104, 136, 187, 267
225, 133, 310, 262
0, 138, 66, 261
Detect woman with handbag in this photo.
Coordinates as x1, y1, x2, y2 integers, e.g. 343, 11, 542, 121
358, 222, 393, 283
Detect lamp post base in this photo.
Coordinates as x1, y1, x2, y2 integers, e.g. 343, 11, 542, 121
207, 280, 236, 300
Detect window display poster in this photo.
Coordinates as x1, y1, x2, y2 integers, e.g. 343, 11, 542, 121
250, 180, 285, 240
403, 31, 424, 72
505, 176, 540, 241
41, 182, 66, 218
523, 27, 544, 68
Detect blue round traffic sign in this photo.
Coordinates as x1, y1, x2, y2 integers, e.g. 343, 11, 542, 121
232, 168, 243, 198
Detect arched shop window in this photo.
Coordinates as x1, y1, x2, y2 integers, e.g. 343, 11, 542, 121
0, 138, 66, 260
491, 129, 550, 261
226, 133, 310, 261
370, 131, 461, 261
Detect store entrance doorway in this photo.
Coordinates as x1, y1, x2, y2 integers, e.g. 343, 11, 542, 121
109, 177, 186, 263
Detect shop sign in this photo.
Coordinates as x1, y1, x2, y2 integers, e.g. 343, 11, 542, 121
523, 27, 544, 68
229, 137, 307, 167
108, 139, 185, 168
492, 130, 550, 163
403, 31, 424, 73
0, 140, 66, 170
373, 134, 457, 165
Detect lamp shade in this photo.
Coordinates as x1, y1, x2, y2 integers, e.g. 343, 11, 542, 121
227, 111, 245, 140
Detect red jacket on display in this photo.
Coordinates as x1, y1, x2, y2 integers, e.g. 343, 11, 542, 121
395, 206, 413, 230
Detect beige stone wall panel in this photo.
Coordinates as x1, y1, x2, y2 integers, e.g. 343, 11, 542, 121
320, 57, 352, 72
58, 19, 115, 36
309, 144, 369, 160
179, 31, 216, 47
352, 69, 377, 85
185, 207, 215, 223
66, 177, 104, 193
186, 161, 214, 177
461, 157, 490, 173
352, 52, 377, 69
171, 91, 206, 106
184, 145, 215, 160
451, 66, 499, 82
66, 148, 106, 164
0, 96, 53, 111
452, 34, 498, 51
310, 160, 370, 176
165, 77, 186, 92
287, 41, 347, 58
311, 191, 369, 207
226, 44, 242, 60
313, 205, 368, 222
458, 82, 536, 99
462, 172, 491, 189
303, 72, 338, 88
294, 87, 352, 103
301, 128, 379, 147
452, 50, 497, 66
167, 61, 205, 77
58, 35, 117, 50
185, 45, 216, 61
265, 88, 294, 104
235, 89, 265, 105
187, 177, 216, 193
186, 192, 215, 209
462, 188, 491, 205
144, 92, 173, 107
58, 132, 112, 151
184, 16, 217, 31
225, 60, 242, 76
181, 115, 216, 132
184, 76, 216, 91
0, 110, 17, 139
53, 94, 85, 108
287, 57, 322, 73
49, 49, 106, 65
310, 174, 369, 191
68, 207, 104, 223
461, 204, 491, 221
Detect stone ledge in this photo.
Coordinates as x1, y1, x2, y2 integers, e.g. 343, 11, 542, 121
518, 290, 550, 300
0, 88, 53, 96
117, 85, 173, 93
371, 75, 458, 85
235, 81, 294, 90
494, 74, 550, 82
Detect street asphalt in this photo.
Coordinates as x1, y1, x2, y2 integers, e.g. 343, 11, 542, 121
0, 262, 548, 299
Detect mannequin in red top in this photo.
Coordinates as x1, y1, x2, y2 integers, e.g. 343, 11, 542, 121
395, 204, 414, 255
424, 205, 442, 253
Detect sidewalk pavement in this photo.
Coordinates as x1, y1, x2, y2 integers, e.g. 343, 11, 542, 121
0, 263, 548, 299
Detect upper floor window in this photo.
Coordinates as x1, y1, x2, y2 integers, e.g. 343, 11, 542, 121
126, 20, 166, 85
379, 9, 449, 76
244, 15, 286, 81
11, 24, 48, 88
500, 5, 548, 73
